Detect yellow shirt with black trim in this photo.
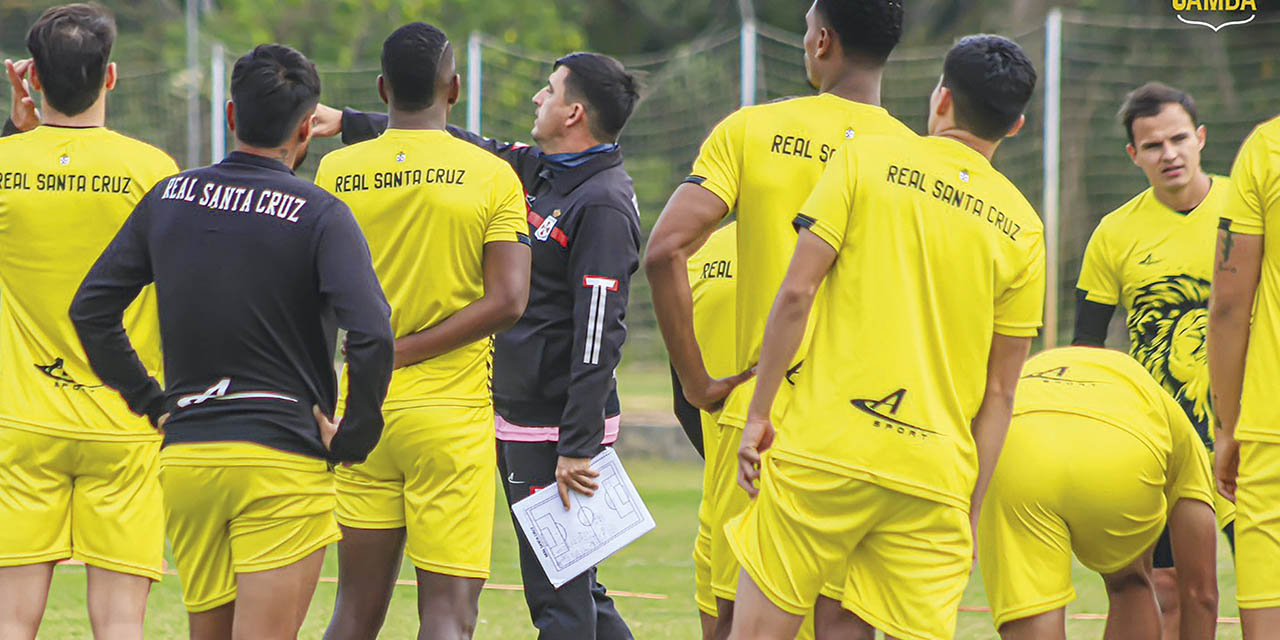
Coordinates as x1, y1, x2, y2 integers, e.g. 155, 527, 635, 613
1225, 116, 1280, 443
0, 126, 176, 440
316, 128, 529, 410
689, 221, 737, 422
779, 134, 1046, 510
1077, 177, 1232, 450
687, 94, 915, 428
1014, 347, 1215, 512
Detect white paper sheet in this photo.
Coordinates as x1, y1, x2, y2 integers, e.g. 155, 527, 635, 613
512, 448, 656, 588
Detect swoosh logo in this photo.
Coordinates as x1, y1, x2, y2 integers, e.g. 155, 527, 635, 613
849, 399, 941, 436
1176, 13, 1255, 31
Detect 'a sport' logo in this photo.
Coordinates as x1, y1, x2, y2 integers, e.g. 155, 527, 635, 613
1172, 0, 1256, 31
849, 388, 939, 441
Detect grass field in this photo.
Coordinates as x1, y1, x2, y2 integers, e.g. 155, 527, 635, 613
37, 454, 1244, 639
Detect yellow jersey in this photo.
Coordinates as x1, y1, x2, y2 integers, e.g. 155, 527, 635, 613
778, 134, 1046, 509
0, 125, 176, 440
1077, 177, 1233, 449
1014, 347, 1215, 510
688, 93, 915, 428
689, 221, 737, 422
1225, 116, 1280, 443
316, 128, 529, 410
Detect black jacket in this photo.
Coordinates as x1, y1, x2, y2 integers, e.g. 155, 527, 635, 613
343, 111, 641, 458
70, 151, 395, 463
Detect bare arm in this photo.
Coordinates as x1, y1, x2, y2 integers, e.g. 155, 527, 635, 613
645, 183, 749, 411
737, 230, 837, 496
1208, 224, 1262, 500
969, 334, 1032, 526
1168, 498, 1219, 640
394, 241, 531, 368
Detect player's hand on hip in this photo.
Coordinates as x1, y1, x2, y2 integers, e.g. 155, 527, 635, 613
155, 412, 170, 434
5, 59, 39, 132
555, 455, 601, 510
737, 414, 774, 498
312, 104, 343, 138
313, 404, 342, 452
1215, 433, 1241, 503
686, 367, 755, 413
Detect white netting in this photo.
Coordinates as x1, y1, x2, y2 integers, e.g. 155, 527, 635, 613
1054, 11, 1280, 344
7, 13, 1280, 357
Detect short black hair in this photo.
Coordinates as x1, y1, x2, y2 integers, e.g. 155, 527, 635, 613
381, 22, 451, 111
814, 0, 904, 65
230, 44, 321, 148
553, 52, 640, 143
1118, 82, 1198, 145
941, 35, 1037, 142
25, 3, 116, 117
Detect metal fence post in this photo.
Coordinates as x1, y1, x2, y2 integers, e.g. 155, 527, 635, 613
185, 0, 200, 169
467, 32, 483, 135
1042, 8, 1063, 347
209, 42, 225, 164
740, 20, 757, 107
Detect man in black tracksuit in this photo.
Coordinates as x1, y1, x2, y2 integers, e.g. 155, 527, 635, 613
329, 52, 642, 640
70, 45, 394, 639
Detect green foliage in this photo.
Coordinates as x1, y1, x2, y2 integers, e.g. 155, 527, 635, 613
203, 0, 585, 67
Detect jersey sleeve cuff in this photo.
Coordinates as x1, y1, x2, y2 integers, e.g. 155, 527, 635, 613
1079, 288, 1119, 306
1225, 216, 1263, 236
993, 322, 1043, 338
794, 213, 842, 252
485, 231, 531, 245
684, 175, 735, 211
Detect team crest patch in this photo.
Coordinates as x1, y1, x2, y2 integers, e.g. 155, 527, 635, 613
844, 128, 855, 139
535, 209, 563, 242
59, 154, 70, 165
396, 151, 406, 163
959, 170, 970, 183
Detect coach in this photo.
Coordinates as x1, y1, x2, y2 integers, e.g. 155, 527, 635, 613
319, 51, 642, 640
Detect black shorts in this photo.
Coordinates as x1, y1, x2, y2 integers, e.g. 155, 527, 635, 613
1152, 519, 1235, 569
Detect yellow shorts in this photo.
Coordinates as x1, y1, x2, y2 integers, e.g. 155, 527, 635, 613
0, 426, 163, 580
694, 411, 719, 616
160, 442, 341, 612
1236, 440, 1280, 609
335, 405, 495, 579
727, 453, 971, 640
978, 412, 1168, 628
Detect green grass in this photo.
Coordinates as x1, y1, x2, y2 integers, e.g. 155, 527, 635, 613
38, 458, 1242, 639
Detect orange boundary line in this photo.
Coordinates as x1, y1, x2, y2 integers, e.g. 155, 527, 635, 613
957, 605, 1240, 624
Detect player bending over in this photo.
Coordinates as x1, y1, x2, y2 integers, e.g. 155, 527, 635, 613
730, 34, 1043, 640
644, 1, 909, 636
71, 44, 394, 640
979, 346, 1218, 640
1074, 82, 1236, 638
1209, 113, 1280, 639
314, 22, 531, 640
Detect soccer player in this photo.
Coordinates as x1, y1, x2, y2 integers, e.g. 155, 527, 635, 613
313, 23, 531, 640
643, 1, 910, 635
667, 221, 738, 637
731, 35, 1043, 640
319, 53, 643, 640
979, 346, 1218, 640
1208, 114, 1280, 638
1074, 83, 1235, 637
70, 44, 395, 639
0, 6, 177, 639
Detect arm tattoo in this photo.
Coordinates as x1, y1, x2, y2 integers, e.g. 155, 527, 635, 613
1218, 218, 1238, 273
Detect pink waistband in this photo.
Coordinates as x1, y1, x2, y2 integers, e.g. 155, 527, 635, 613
495, 413, 620, 445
